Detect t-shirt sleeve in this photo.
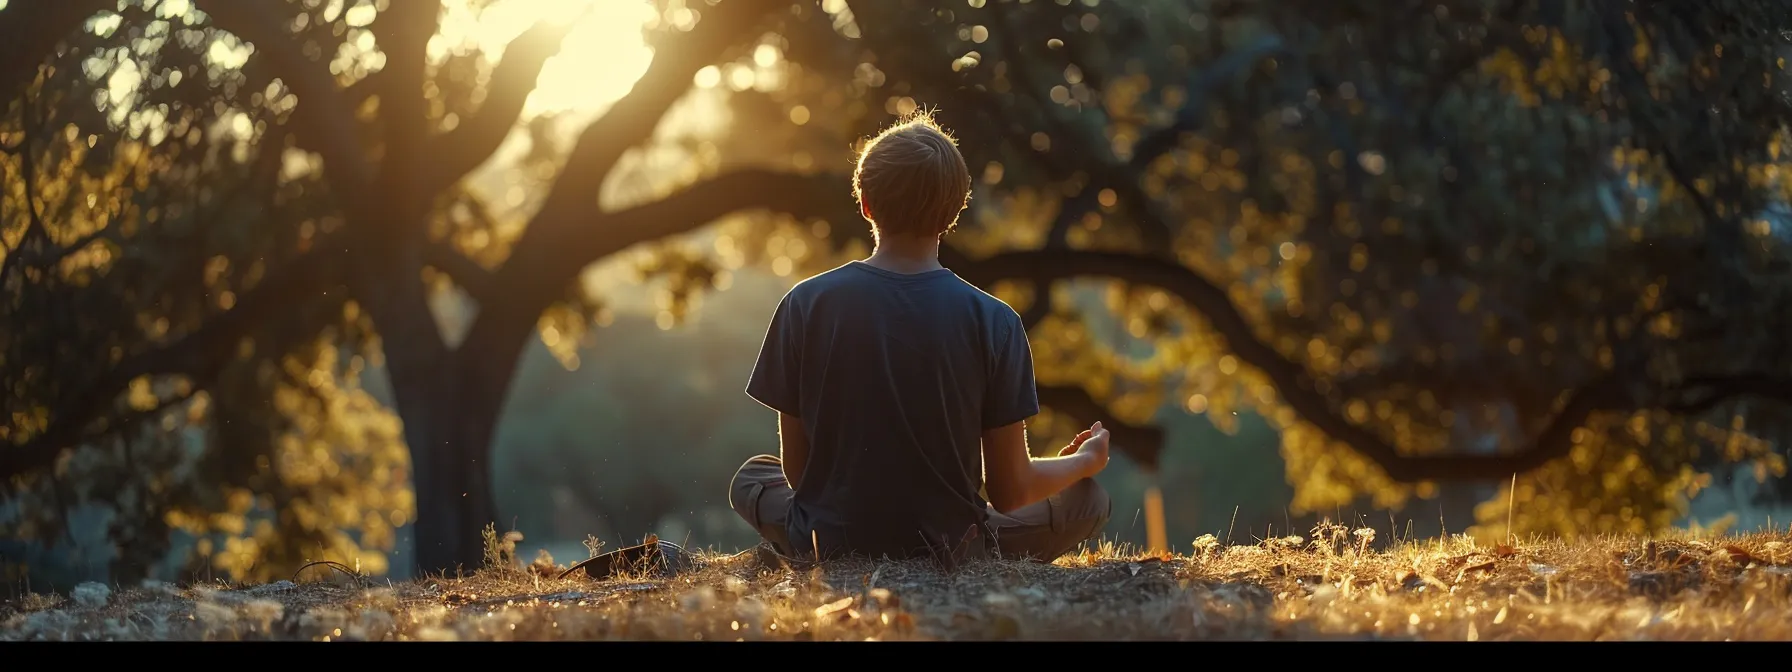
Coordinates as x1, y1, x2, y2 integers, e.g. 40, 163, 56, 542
746, 291, 803, 416
983, 309, 1041, 430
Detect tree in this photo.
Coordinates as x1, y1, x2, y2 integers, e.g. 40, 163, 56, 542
8, 0, 1790, 585
2, 0, 855, 576
2, 0, 423, 584
701, 0, 1792, 537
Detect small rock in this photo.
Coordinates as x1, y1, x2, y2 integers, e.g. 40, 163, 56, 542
866, 587, 899, 608
248, 580, 298, 595
1308, 584, 1339, 604
72, 582, 111, 609
1398, 572, 1427, 592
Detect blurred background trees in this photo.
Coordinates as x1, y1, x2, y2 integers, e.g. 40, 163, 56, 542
4, 0, 1791, 590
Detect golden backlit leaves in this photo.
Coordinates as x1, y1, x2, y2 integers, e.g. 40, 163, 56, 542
1, 136, 156, 287
1465, 411, 1782, 543
538, 301, 594, 370
950, 188, 1054, 257
836, 0, 1792, 541
0, 9, 427, 577
1279, 421, 1415, 513
166, 343, 414, 582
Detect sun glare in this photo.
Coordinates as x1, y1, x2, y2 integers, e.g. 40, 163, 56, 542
435, 0, 659, 118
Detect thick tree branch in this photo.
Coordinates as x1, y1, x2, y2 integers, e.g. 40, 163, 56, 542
192, 0, 375, 202
528, 0, 787, 231
0, 0, 111, 105
546, 169, 853, 278
457, 166, 848, 385
426, 241, 497, 302
1035, 385, 1166, 472
2, 243, 349, 479
1669, 374, 1792, 414
423, 21, 577, 192
1015, 34, 1286, 330
369, 0, 439, 214
953, 248, 1640, 482
457, 0, 793, 366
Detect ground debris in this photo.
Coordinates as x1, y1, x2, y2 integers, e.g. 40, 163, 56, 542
5, 533, 1792, 641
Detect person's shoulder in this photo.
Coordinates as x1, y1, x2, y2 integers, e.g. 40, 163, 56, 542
780, 262, 860, 304
797, 262, 865, 291
944, 272, 1025, 323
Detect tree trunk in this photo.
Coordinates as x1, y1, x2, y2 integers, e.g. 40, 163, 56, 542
405, 388, 499, 577
391, 326, 532, 577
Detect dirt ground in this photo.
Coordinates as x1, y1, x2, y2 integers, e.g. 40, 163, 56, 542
4, 530, 1789, 641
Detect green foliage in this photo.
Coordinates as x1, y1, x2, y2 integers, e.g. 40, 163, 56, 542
8, 0, 1792, 588
699, 0, 1792, 538
1, 0, 409, 582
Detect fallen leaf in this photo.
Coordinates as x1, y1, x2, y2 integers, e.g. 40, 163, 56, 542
867, 587, 898, 608
1454, 560, 1496, 583
814, 596, 854, 618
1397, 571, 1423, 591
1721, 545, 1754, 565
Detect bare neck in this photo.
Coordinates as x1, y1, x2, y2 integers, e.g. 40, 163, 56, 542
864, 232, 944, 274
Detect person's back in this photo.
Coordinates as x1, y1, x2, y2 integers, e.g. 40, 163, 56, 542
728, 111, 1113, 567
746, 260, 1031, 560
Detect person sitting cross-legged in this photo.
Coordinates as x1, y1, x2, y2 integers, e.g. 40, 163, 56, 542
727, 111, 1112, 567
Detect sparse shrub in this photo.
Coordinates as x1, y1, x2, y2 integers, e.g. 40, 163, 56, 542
480, 523, 526, 573
11, 592, 64, 613
529, 549, 562, 578
1353, 528, 1377, 555
1192, 534, 1220, 562
1310, 520, 1350, 555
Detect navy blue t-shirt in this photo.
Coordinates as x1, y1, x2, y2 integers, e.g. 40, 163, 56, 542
746, 260, 1039, 560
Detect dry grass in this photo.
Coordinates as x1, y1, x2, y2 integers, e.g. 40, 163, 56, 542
4, 527, 1790, 641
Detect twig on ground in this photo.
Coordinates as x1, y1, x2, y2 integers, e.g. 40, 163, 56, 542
291, 560, 365, 587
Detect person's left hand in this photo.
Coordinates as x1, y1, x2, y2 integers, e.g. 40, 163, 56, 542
1057, 425, 1099, 457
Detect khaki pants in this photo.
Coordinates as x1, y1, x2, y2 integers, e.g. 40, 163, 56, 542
728, 454, 1111, 563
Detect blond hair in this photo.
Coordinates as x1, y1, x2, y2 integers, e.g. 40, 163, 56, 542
852, 110, 972, 238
